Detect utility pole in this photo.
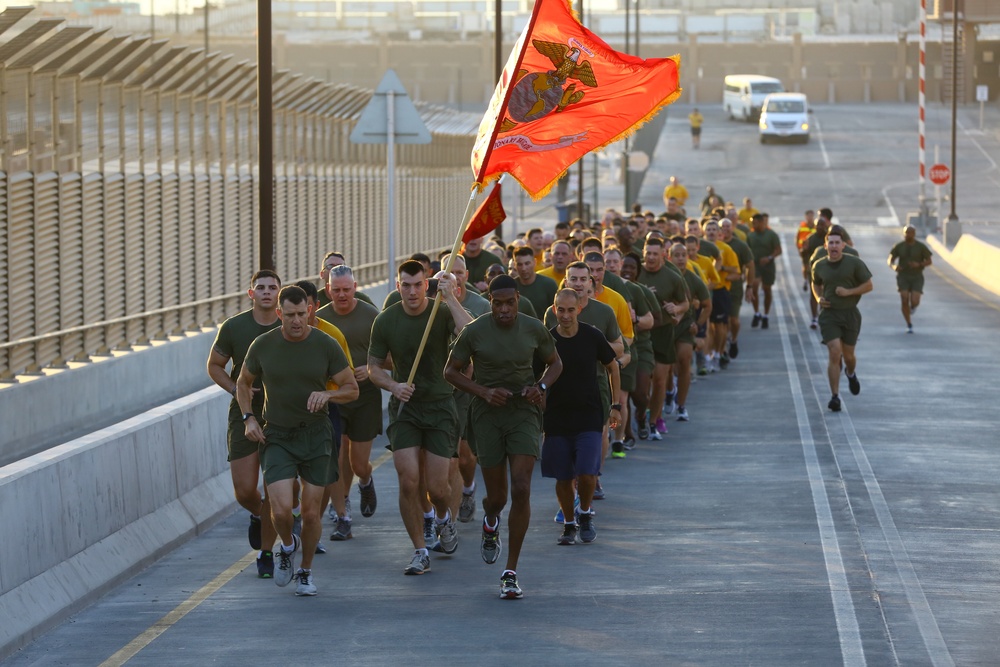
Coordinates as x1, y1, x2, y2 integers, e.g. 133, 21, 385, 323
945, 0, 962, 245
494, 0, 504, 239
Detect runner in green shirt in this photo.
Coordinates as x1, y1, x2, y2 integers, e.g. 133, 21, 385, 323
811, 226, 873, 413
462, 236, 505, 292
746, 213, 782, 329
445, 275, 561, 600
887, 225, 932, 333
669, 242, 709, 422
206, 269, 281, 577
238, 285, 358, 596
513, 246, 559, 318
368, 260, 473, 575
720, 218, 755, 357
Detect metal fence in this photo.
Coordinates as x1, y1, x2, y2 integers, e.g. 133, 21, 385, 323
0, 7, 481, 381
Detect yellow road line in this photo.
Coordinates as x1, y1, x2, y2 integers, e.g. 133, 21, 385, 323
930, 264, 1000, 313
103, 449, 394, 665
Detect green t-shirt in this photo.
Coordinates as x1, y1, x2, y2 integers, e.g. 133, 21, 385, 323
464, 250, 504, 285
517, 296, 537, 319
543, 298, 621, 343
697, 239, 721, 262
889, 240, 932, 275
243, 327, 351, 429
681, 268, 710, 329
516, 273, 559, 319
213, 309, 281, 421
315, 299, 380, 392
629, 280, 659, 342
601, 271, 630, 301
637, 265, 689, 330
449, 314, 555, 392
369, 301, 458, 403
461, 290, 491, 318
747, 229, 782, 266
318, 288, 374, 308
725, 235, 754, 288
811, 255, 873, 310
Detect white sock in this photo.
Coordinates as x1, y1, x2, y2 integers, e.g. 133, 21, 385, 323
423, 509, 435, 519
280, 541, 295, 553
463, 482, 476, 495
292, 505, 301, 517
436, 510, 451, 525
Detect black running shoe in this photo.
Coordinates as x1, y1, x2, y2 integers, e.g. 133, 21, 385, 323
248, 515, 262, 550
761, 316, 769, 330
828, 395, 842, 412
728, 340, 739, 359
751, 314, 761, 328
847, 373, 861, 396
359, 479, 377, 517
256, 551, 274, 578
557, 523, 578, 545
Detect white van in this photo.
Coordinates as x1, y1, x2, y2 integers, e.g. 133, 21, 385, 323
758, 92, 810, 144
723, 75, 784, 122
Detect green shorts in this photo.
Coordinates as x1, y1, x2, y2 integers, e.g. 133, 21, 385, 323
674, 319, 696, 347
729, 282, 744, 317
756, 262, 776, 286
819, 307, 862, 346
650, 325, 677, 365
454, 390, 473, 440
896, 272, 925, 293
338, 381, 383, 442
387, 396, 459, 459
260, 419, 333, 487
227, 416, 261, 462
619, 353, 637, 393
635, 337, 654, 374
467, 400, 542, 468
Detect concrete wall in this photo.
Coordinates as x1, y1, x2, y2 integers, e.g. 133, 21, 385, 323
0, 387, 233, 660
927, 233, 1000, 297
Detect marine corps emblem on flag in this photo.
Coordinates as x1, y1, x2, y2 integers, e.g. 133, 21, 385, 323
502, 39, 598, 131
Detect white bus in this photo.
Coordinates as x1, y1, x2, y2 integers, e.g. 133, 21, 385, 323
723, 75, 784, 122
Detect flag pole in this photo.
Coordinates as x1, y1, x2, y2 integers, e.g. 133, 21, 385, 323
404, 187, 480, 386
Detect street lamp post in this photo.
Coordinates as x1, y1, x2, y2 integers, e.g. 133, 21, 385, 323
945, 0, 962, 246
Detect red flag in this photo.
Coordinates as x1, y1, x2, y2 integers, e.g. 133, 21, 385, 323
471, 0, 682, 200
462, 182, 506, 244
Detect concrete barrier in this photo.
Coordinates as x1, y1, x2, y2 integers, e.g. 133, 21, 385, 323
926, 233, 1000, 297
0, 387, 234, 660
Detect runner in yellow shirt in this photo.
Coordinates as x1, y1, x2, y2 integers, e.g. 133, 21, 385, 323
688, 108, 704, 149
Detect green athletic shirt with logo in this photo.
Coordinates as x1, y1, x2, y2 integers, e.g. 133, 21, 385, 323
811, 255, 873, 310
463, 250, 504, 285
315, 299, 380, 392
243, 328, 351, 429
369, 301, 458, 403
637, 265, 689, 330
747, 228, 782, 265
213, 309, 281, 422
680, 268, 710, 329
889, 240, 932, 275
450, 314, 555, 393
516, 273, 559, 318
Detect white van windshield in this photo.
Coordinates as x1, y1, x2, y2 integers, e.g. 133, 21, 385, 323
766, 100, 805, 113
753, 82, 784, 95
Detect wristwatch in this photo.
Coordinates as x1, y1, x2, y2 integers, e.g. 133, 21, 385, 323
610, 403, 622, 411
241, 412, 254, 422
537, 382, 548, 392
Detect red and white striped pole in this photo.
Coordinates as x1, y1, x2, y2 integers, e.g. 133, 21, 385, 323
918, 0, 927, 211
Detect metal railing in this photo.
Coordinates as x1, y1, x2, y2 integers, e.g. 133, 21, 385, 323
0, 8, 481, 381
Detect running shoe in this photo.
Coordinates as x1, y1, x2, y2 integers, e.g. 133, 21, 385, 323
810, 318, 818, 330
359, 479, 377, 518
751, 313, 761, 328
650, 430, 663, 441
343, 498, 352, 523
294, 568, 317, 596
481, 518, 502, 564
611, 441, 626, 459
327, 502, 338, 522
663, 392, 675, 415
578, 511, 597, 543
761, 316, 769, 330
554, 496, 580, 523
623, 437, 636, 451
906, 324, 914, 334
557, 523, 578, 545
315, 541, 327, 554
697, 366, 708, 377
292, 513, 302, 538
330, 517, 352, 541
404, 550, 431, 575
719, 354, 730, 370
637, 420, 650, 440
436, 517, 459, 554
593, 481, 605, 500
459, 488, 476, 523
847, 373, 861, 396
248, 515, 262, 550
676, 406, 689, 422
423, 515, 437, 548
654, 418, 668, 434
828, 395, 842, 412
499, 571, 523, 599
256, 551, 274, 579
275, 535, 301, 587
729, 340, 739, 359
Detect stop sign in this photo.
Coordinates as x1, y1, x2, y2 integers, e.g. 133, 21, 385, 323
929, 163, 951, 185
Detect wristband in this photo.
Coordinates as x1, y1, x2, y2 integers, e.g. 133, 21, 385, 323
610, 403, 622, 411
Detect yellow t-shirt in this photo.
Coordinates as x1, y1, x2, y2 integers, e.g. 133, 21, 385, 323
316, 318, 353, 390
737, 207, 759, 225
733, 228, 748, 243
688, 112, 704, 129
594, 286, 634, 342
691, 255, 721, 290
537, 265, 565, 286
713, 240, 740, 291
663, 184, 689, 206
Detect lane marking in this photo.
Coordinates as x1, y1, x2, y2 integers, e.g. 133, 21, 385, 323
957, 118, 998, 172
780, 241, 955, 667
929, 264, 1000, 313
813, 114, 832, 170
774, 284, 866, 665
103, 448, 395, 665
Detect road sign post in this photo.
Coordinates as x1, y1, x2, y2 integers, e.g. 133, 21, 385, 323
350, 70, 431, 282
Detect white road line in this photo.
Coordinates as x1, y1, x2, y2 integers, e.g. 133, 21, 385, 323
779, 242, 955, 667
774, 286, 866, 665
813, 114, 832, 170
957, 118, 998, 172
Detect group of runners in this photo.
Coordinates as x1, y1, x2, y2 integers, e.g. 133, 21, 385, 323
206, 181, 932, 600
